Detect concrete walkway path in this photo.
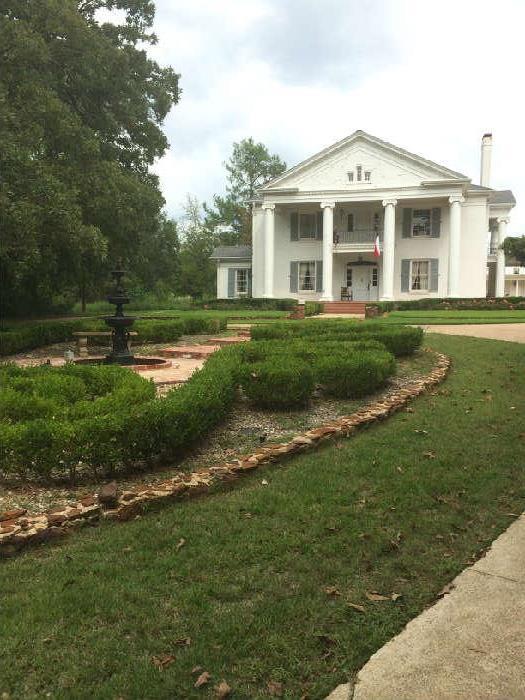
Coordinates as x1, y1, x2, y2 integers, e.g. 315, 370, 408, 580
420, 322, 525, 343
327, 513, 525, 700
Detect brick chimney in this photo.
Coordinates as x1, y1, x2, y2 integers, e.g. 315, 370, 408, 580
480, 133, 492, 187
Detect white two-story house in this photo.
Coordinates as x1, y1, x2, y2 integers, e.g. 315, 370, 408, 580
212, 131, 515, 306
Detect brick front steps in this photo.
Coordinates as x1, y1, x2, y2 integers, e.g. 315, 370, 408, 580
322, 301, 367, 314
0, 350, 450, 558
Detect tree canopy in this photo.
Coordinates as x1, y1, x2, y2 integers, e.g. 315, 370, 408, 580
0, 0, 180, 316
502, 235, 525, 265
204, 138, 286, 244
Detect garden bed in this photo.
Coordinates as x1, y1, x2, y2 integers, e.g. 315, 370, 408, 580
0, 350, 434, 516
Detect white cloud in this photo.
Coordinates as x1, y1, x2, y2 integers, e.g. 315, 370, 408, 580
150, 0, 524, 232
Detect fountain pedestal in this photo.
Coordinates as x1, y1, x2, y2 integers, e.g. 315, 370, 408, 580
104, 266, 137, 365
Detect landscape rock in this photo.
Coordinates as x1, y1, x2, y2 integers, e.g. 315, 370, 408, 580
98, 481, 120, 508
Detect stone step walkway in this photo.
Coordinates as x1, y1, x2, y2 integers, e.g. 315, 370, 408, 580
160, 344, 220, 359
326, 513, 525, 700
206, 335, 250, 345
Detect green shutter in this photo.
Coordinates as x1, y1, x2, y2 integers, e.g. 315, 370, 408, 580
431, 208, 441, 238
290, 262, 298, 293
316, 260, 323, 292
402, 209, 412, 238
430, 259, 439, 292
290, 212, 299, 241
316, 211, 323, 240
248, 269, 252, 297
227, 268, 236, 298
347, 213, 354, 233
401, 259, 410, 292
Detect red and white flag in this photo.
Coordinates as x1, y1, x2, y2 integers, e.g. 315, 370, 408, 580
373, 235, 381, 257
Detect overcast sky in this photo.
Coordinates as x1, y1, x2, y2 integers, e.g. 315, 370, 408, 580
144, 0, 524, 233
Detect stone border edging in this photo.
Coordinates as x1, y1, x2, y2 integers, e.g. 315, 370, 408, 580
0, 351, 451, 558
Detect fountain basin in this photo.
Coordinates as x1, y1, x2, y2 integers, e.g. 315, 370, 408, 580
74, 357, 173, 371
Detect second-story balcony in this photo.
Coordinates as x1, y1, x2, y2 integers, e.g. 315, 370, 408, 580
334, 229, 383, 250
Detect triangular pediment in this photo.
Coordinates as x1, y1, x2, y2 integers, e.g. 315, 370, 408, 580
262, 131, 468, 193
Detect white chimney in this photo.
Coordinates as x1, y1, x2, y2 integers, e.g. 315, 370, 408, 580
480, 133, 492, 187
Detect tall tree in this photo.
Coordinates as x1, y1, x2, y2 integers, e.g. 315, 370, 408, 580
0, 0, 180, 317
502, 235, 525, 265
178, 196, 218, 299
204, 138, 286, 244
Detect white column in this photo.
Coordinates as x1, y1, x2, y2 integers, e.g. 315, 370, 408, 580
381, 199, 397, 300
262, 203, 275, 298
320, 202, 335, 301
448, 195, 464, 297
495, 217, 509, 298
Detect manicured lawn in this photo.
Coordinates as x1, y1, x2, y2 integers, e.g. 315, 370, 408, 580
1, 335, 524, 699
378, 309, 525, 324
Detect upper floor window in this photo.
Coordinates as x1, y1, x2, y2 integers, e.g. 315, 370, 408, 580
356, 165, 362, 182
412, 209, 431, 237
347, 171, 354, 182
299, 213, 318, 239
364, 171, 371, 182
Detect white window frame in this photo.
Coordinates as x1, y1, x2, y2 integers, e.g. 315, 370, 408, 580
298, 213, 318, 240
298, 261, 316, 292
235, 268, 248, 296
411, 209, 432, 238
356, 164, 363, 182
410, 259, 430, 292
371, 267, 378, 287
364, 170, 371, 182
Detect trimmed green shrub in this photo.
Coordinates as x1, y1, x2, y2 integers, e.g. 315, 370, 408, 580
240, 358, 314, 408
372, 297, 525, 312
304, 301, 323, 316
0, 316, 227, 356
250, 321, 423, 356
315, 350, 395, 398
203, 298, 296, 311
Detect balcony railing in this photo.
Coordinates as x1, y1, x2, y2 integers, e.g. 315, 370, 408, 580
334, 229, 383, 245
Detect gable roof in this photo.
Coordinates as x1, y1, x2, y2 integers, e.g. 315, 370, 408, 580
468, 184, 516, 206
261, 130, 470, 191
210, 245, 252, 260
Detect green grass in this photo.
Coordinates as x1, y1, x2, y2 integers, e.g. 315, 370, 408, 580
1, 335, 524, 699
379, 309, 525, 324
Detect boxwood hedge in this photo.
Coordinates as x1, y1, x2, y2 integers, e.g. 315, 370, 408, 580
250, 320, 423, 356
0, 316, 226, 356
1, 321, 418, 481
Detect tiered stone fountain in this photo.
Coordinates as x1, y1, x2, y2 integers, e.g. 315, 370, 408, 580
76, 264, 170, 370
104, 264, 137, 365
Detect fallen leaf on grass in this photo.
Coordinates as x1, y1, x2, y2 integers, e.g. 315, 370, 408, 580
174, 637, 191, 646
324, 586, 341, 597
194, 671, 211, 688
391, 592, 402, 601
347, 603, 366, 613
176, 538, 186, 551
151, 654, 175, 670
267, 680, 284, 696
423, 451, 436, 459
261, 479, 269, 486
192, 666, 203, 674
215, 680, 232, 698
365, 592, 390, 602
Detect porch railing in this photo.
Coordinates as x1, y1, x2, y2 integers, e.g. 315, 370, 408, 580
334, 229, 383, 245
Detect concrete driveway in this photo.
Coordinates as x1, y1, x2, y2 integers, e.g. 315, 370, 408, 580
419, 323, 525, 343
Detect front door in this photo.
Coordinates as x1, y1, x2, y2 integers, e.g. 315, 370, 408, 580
347, 264, 379, 301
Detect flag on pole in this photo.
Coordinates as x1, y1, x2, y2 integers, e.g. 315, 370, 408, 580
373, 234, 381, 257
